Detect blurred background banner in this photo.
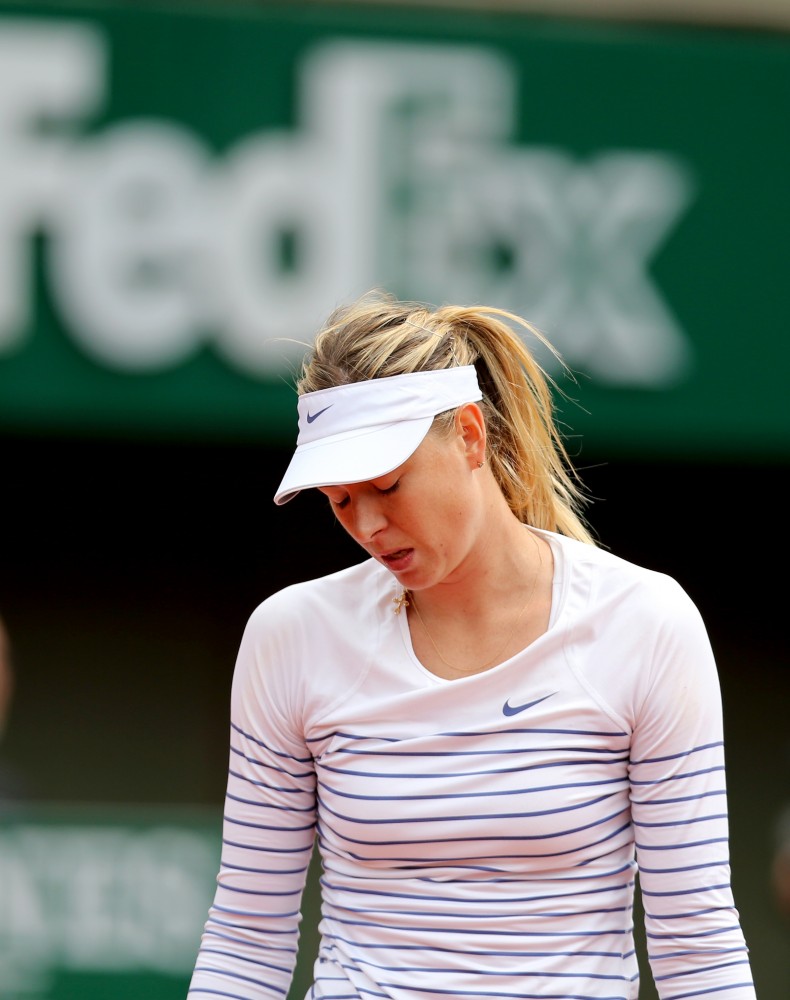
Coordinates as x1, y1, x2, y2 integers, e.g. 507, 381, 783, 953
0, 1, 788, 457
0, 805, 220, 1000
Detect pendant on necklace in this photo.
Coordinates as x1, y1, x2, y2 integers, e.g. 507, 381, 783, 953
392, 591, 410, 615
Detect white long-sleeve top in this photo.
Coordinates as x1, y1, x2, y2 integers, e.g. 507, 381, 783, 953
189, 528, 755, 1000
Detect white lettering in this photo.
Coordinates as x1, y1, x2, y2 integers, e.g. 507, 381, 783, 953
426, 147, 694, 382
0, 21, 102, 349
0, 821, 217, 983
51, 121, 212, 369
0, 19, 695, 387
210, 132, 351, 373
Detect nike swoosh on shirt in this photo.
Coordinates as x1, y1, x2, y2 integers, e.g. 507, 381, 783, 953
502, 691, 558, 717
306, 404, 333, 423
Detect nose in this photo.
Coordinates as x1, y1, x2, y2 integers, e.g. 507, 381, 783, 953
348, 493, 387, 543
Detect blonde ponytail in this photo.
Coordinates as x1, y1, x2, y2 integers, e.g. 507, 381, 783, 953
298, 291, 595, 545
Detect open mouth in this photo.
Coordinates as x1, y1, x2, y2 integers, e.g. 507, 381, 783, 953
381, 548, 411, 565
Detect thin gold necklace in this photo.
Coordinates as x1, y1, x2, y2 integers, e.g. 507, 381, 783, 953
393, 533, 543, 675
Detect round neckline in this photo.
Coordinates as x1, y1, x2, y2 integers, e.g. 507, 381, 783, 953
391, 526, 565, 684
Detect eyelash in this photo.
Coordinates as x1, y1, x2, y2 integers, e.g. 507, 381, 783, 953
331, 480, 400, 510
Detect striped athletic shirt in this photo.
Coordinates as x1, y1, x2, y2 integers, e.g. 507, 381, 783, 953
189, 528, 755, 1000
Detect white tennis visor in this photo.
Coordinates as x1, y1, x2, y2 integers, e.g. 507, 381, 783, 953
273, 366, 483, 504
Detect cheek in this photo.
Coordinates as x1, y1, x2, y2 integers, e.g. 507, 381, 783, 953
431, 495, 471, 545
324, 502, 352, 535
334, 509, 357, 537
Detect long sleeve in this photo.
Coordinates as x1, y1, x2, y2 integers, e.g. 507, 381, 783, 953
628, 585, 755, 1000
189, 601, 317, 999
188, 543, 758, 1000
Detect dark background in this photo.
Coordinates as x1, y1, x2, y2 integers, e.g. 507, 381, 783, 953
0, 433, 788, 994
1, 433, 785, 803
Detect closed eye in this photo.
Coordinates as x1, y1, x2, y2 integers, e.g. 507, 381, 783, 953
324, 478, 399, 511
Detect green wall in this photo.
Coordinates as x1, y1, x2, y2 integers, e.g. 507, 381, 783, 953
0, 2, 789, 458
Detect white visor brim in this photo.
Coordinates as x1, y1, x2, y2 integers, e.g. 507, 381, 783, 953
273, 366, 482, 505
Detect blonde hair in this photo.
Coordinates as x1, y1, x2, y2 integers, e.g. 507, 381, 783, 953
298, 291, 595, 545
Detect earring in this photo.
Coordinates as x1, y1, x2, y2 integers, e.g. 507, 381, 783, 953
477, 460, 485, 468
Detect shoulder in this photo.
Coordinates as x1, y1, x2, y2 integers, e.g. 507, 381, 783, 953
551, 529, 691, 594
233, 557, 396, 727
244, 556, 391, 644
540, 528, 703, 628
540, 531, 718, 729
259, 555, 389, 609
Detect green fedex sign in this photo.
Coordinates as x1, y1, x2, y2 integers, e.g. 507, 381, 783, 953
0, 804, 320, 1000
0, 2, 788, 457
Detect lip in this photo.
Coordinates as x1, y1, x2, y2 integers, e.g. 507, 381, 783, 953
377, 548, 414, 572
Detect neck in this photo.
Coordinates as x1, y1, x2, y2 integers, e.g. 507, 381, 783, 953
422, 510, 543, 616
400, 523, 552, 678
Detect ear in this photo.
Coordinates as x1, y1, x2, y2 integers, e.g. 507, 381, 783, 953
454, 403, 487, 466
